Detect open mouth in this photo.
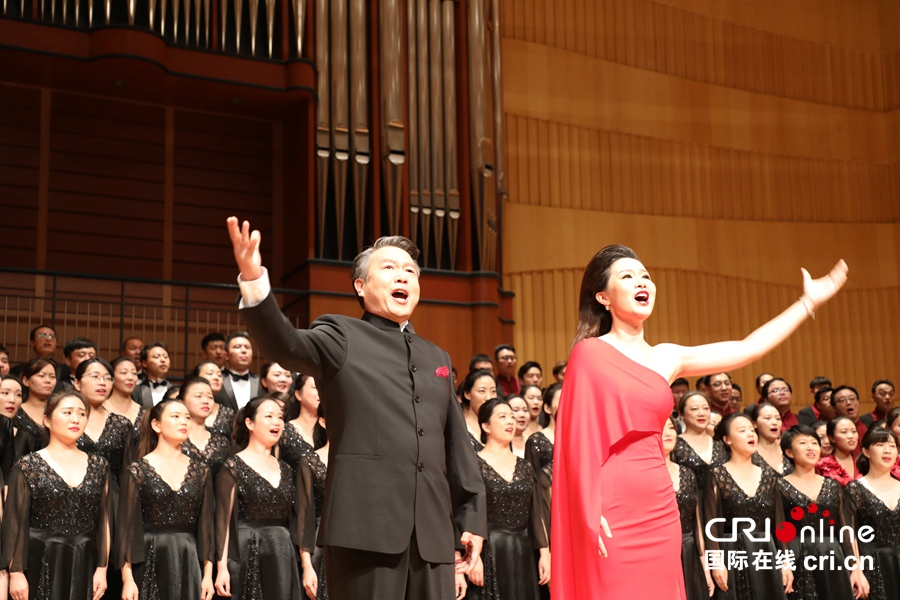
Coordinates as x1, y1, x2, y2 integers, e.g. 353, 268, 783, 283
269, 427, 281, 436
747, 440, 756, 447
505, 427, 514, 434
392, 289, 409, 302
634, 290, 650, 305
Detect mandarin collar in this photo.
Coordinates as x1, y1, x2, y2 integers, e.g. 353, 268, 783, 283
362, 312, 415, 334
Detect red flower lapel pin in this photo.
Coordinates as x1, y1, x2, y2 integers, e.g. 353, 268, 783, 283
435, 366, 450, 379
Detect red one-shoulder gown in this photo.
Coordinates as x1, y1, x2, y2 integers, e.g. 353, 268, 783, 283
552, 338, 686, 600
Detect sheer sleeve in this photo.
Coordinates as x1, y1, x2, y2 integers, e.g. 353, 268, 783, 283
529, 464, 548, 550
834, 483, 854, 560
114, 463, 145, 568
13, 428, 40, 464
772, 476, 789, 554
0, 417, 15, 479
215, 460, 239, 563
524, 437, 551, 546
841, 483, 862, 562
292, 458, 316, 553
96, 463, 113, 569
197, 467, 216, 564
0, 463, 30, 572
702, 468, 723, 554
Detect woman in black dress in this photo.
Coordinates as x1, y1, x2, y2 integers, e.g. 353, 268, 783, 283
524, 383, 560, 537
520, 384, 544, 438
1, 389, 113, 600
102, 357, 142, 442
843, 427, 900, 600
663, 416, 713, 600
0, 374, 24, 478
705, 413, 793, 600
297, 407, 328, 600
467, 399, 549, 599
673, 391, 728, 491
750, 402, 792, 476
461, 370, 499, 453
191, 362, 234, 438
73, 358, 134, 484
278, 374, 320, 472
214, 396, 312, 600
14, 358, 56, 460
117, 400, 215, 600
178, 377, 230, 477
778, 425, 859, 600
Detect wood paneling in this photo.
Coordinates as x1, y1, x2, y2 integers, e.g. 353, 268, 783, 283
0, 84, 40, 268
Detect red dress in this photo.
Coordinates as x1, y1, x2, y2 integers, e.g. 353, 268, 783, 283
552, 338, 686, 600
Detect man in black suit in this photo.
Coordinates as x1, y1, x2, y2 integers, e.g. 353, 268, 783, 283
214, 331, 260, 411
798, 377, 833, 427
132, 342, 178, 407
860, 379, 896, 427
227, 217, 485, 600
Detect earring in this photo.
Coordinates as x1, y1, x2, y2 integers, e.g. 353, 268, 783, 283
604, 305, 610, 311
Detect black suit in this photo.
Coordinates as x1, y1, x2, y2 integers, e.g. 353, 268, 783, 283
860, 412, 883, 428
240, 293, 487, 600
214, 373, 261, 412
797, 406, 819, 427
131, 380, 178, 408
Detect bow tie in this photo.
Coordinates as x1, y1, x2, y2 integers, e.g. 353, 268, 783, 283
229, 372, 250, 382
149, 380, 168, 389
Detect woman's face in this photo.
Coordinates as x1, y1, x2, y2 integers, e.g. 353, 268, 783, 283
198, 364, 223, 394
787, 434, 821, 469
0, 379, 23, 419
153, 402, 191, 443
247, 400, 284, 448
294, 377, 320, 415
724, 417, 758, 456
522, 387, 543, 422
522, 368, 542, 388
45, 396, 88, 443
24, 363, 57, 400
465, 376, 497, 415
863, 437, 899, 473
831, 419, 859, 453
816, 424, 833, 456
706, 412, 721, 437
754, 405, 783, 442
74, 363, 112, 407
662, 419, 678, 454
113, 361, 138, 397
597, 258, 656, 321
181, 382, 214, 421
482, 403, 515, 445
681, 395, 710, 432
891, 415, 900, 440
263, 363, 293, 394
544, 389, 561, 422
508, 397, 529, 435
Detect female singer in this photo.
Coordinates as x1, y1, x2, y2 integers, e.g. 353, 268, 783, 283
461, 369, 499, 452
191, 361, 234, 438
750, 402, 792, 475
813, 421, 833, 457
672, 391, 728, 491
73, 358, 133, 484
663, 417, 713, 600
0, 375, 24, 477
103, 357, 142, 440
278, 374, 320, 472
178, 377, 230, 476
507, 395, 530, 458
816, 417, 861, 487
469, 399, 549, 600
553, 244, 845, 599
843, 427, 900, 600
0, 390, 112, 600
705, 413, 793, 599
707, 413, 722, 438
298, 408, 329, 600
260, 363, 293, 396
15, 358, 56, 459
778, 425, 859, 600
116, 400, 215, 600
214, 396, 310, 600
525, 383, 560, 535
521, 385, 544, 437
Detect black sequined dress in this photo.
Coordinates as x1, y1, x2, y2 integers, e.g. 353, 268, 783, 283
301, 450, 328, 600
181, 434, 231, 477
115, 458, 215, 600
753, 451, 794, 477
215, 455, 312, 600
206, 406, 235, 439
12, 408, 48, 462
672, 436, 728, 492
0, 414, 16, 479
468, 456, 547, 600
0, 452, 113, 600
778, 477, 854, 600
675, 465, 709, 600
703, 464, 789, 600
523, 431, 553, 534
468, 431, 484, 453
77, 413, 133, 485
842, 481, 900, 600
278, 423, 316, 473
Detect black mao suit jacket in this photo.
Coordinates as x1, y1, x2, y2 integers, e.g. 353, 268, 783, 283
240, 293, 487, 563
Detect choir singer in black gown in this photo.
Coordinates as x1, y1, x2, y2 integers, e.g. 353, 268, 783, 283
227, 217, 486, 600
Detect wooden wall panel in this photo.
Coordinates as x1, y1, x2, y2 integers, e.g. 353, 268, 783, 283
0, 84, 40, 268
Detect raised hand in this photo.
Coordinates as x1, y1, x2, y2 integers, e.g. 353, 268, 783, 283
802, 259, 848, 312
226, 216, 263, 281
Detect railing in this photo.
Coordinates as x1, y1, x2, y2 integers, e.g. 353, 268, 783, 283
0, 267, 306, 378
1, 0, 308, 60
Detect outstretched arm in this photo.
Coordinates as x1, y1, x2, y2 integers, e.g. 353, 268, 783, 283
658, 260, 848, 379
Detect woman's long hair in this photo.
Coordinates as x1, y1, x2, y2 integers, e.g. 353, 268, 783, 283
573, 244, 640, 346
137, 399, 180, 459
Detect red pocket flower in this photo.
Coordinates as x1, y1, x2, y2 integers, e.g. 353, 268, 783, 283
435, 366, 450, 379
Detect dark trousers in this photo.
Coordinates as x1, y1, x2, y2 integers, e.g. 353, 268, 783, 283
324, 529, 454, 600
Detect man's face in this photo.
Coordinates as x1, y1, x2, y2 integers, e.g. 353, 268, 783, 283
707, 373, 733, 406
123, 338, 144, 365
473, 360, 493, 374
354, 246, 421, 323
32, 327, 56, 359
555, 365, 566, 383
0, 352, 8, 375
815, 390, 836, 420
203, 341, 227, 369
227, 337, 253, 371
729, 387, 742, 410
670, 383, 688, 406
496, 348, 517, 378
833, 389, 860, 421
142, 347, 170, 379
65, 346, 97, 372
873, 384, 896, 414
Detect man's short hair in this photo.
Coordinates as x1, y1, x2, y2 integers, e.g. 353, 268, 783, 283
493, 344, 515, 360
732, 383, 742, 393
517, 361, 542, 380
140, 342, 169, 363
225, 331, 251, 349
670, 377, 689, 389
468, 354, 493, 371
29, 324, 56, 340
552, 360, 567, 378
120, 337, 142, 353
0, 344, 8, 357
809, 376, 832, 390
814, 387, 833, 405
872, 379, 896, 394
63, 338, 97, 358
703, 372, 731, 386
350, 236, 421, 309
201, 332, 226, 350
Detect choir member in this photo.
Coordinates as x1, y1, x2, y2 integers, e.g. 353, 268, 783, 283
749, 402, 792, 475
103, 357, 143, 440
278, 374, 320, 472
507, 395, 529, 459
520, 385, 543, 437
524, 383, 559, 537
816, 417, 861, 487
260, 363, 293, 396
199, 333, 227, 371
215, 332, 260, 412
672, 391, 728, 492
813, 420, 833, 457
191, 361, 234, 438
298, 407, 328, 600
133, 344, 178, 408
461, 369, 499, 452
0, 375, 23, 477
178, 377, 230, 477
15, 358, 56, 459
